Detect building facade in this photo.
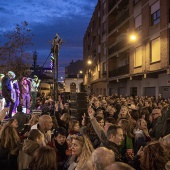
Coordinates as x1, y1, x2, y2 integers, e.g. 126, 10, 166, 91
83, 0, 170, 98
64, 60, 84, 93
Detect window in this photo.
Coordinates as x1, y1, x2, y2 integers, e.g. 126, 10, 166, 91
103, 42, 106, 55
135, 14, 142, 30
151, 1, 160, 25
151, 37, 160, 62
102, 22, 106, 35
103, 62, 106, 75
134, 46, 142, 67
151, 10, 160, 25
103, 2, 106, 15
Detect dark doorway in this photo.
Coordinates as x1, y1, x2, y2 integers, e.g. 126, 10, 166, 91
70, 82, 76, 92
130, 87, 137, 97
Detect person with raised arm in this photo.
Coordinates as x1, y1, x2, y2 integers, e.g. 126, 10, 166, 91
88, 107, 124, 161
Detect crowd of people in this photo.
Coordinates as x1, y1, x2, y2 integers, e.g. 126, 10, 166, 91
0, 71, 170, 170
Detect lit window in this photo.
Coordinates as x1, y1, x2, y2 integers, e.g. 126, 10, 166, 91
151, 37, 160, 62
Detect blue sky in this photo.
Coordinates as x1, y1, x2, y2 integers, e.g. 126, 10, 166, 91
0, 0, 97, 80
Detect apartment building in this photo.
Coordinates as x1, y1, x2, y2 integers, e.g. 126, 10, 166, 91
83, 0, 170, 98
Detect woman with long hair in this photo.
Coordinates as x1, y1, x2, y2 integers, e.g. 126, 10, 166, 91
0, 123, 22, 170
29, 146, 57, 170
64, 134, 94, 170
117, 118, 134, 163
118, 106, 131, 120
139, 141, 170, 170
68, 119, 80, 135
133, 118, 151, 154
19, 114, 39, 139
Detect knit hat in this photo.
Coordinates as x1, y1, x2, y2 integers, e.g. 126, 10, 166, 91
34, 75, 38, 78
8, 71, 15, 78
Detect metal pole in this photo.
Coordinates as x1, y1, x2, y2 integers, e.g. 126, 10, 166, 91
53, 44, 59, 102
52, 34, 62, 102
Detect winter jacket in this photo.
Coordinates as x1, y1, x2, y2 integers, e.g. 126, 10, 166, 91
18, 139, 40, 170
90, 117, 122, 161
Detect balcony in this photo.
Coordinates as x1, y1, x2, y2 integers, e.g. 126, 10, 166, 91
108, 41, 127, 55
109, 64, 129, 77
108, 0, 119, 12
108, 10, 129, 33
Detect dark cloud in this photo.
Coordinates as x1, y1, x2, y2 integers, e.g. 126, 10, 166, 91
0, 0, 97, 78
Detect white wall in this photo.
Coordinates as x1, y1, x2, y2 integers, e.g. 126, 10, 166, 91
65, 78, 83, 92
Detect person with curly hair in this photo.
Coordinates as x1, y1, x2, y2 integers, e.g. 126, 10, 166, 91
139, 141, 170, 170
64, 133, 94, 170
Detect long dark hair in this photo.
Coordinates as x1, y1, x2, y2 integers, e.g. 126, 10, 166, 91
29, 146, 57, 170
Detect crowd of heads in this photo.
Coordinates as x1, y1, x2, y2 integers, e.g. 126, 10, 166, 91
0, 92, 169, 170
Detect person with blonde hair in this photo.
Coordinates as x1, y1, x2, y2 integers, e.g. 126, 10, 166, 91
160, 134, 170, 149
0, 123, 22, 170
118, 106, 131, 120
64, 133, 94, 170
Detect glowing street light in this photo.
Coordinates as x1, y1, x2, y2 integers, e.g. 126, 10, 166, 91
79, 70, 83, 74
87, 59, 92, 65
129, 34, 137, 41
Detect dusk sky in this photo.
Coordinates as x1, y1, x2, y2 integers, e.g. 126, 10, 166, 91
0, 0, 97, 80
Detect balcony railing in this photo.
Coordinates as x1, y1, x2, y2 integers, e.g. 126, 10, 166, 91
108, 0, 119, 12
109, 64, 129, 77
108, 10, 129, 33
108, 41, 127, 55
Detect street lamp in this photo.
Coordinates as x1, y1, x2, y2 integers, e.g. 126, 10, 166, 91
129, 34, 137, 41
87, 59, 92, 65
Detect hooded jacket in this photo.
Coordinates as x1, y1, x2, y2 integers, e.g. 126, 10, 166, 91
18, 139, 40, 170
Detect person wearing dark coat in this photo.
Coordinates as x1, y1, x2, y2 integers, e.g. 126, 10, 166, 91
50, 127, 70, 169
1, 71, 15, 118
13, 105, 29, 133
88, 107, 124, 161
